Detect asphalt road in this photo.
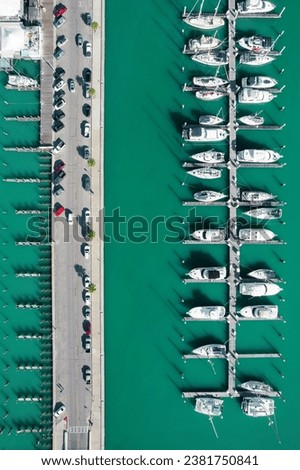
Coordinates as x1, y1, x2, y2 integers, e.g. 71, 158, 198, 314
52, 0, 94, 450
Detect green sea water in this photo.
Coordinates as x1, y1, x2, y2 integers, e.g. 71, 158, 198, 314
105, 0, 300, 450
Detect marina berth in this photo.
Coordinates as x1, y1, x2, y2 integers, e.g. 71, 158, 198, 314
190, 150, 225, 163
193, 190, 227, 202
195, 89, 227, 101
241, 397, 275, 417
238, 36, 273, 52
241, 76, 278, 89
237, 149, 282, 163
187, 167, 222, 179
193, 76, 228, 87
192, 50, 229, 66
187, 267, 227, 280
191, 229, 225, 242
239, 282, 282, 296
195, 398, 223, 416
239, 52, 276, 66
187, 35, 222, 52
243, 207, 282, 220
240, 381, 273, 393
237, 0, 276, 14
192, 344, 227, 357
182, 126, 227, 142
238, 229, 277, 241
187, 306, 226, 319
238, 88, 276, 104
239, 305, 279, 319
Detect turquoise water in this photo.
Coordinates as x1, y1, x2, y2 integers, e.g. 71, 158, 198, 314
0, 61, 52, 450
105, 0, 300, 449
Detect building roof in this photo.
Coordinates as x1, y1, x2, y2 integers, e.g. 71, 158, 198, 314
0, 0, 23, 18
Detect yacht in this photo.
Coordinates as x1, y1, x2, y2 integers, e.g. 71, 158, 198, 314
188, 267, 227, 280
182, 126, 227, 142
191, 229, 225, 242
241, 191, 276, 202
239, 305, 278, 319
239, 52, 275, 66
195, 398, 223, 416
191, 150, 225, 163
239, 115, 264, 126
199, 115, 224, 126
187, 306, 226, 319
239, 282, 282, 296
187, 168, 222, 179
239, 228, 276, 241
248, 269, 277, 280
196, 89, 227, 101
244, 208, 282, 220
193, 76, 228, 87
187, 36, 222, 52
238, 88, 275, 104
192, 51, 228, 66
238, 36, 273, 52
241, 76, 278, 89
193, 344, 226, 357
194, 190, 226, 202
237, 0, 276, 14
183, 16, 225, 31
241, 397, 275, 417
237, 149, 282, 163
240, 381, 273, 393
8, 74, 38, 87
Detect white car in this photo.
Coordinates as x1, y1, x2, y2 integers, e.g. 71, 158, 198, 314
84, 208, 91, 224
85, 42, 92, 57
83, 275, 90, 288
53, 138, 65, 153
83, 122, 90, 138
53, 404, 65, 418
67, 212, 73, 225
57, 35, 68, 47
84, 290, 91, 305
84, 244, 90, 259
55, 98, 66, 110
54, 79, 65, 91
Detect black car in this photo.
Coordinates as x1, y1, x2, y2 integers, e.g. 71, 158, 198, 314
83, 146, 90, 160
53, 170, 66, 185
83, 68, 91, 83
86, 12, 92, 25
53, 185, 64, 196
83, 174, 91, 191
83, 104, 91, 117
53, 109, 65, 120
54, 67, 65, 79
53, 120, 65, 132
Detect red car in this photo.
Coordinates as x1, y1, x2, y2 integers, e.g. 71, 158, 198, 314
54, 205, 65, 217
54, 4, 67, 17
55, 161, 65, 173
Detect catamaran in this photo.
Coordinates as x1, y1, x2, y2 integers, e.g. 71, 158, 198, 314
187, 306, 226, 319
237, 149, 282, 163
188, 267, 226, 280
191, 229, 225, 241
193, 76, 228, 87
195, 398, 223, 416
238, 228, 276, 241
244, 208, 282, 220
241, 191, 276, 202
239, 305, 278, 319
241, 397, 275, 417
192, 50, 228, 66
239, 282, 282, 296
194, 190, 226, 202
183, 0, 225, 30
182, 126, 227, 142
241, 76, 278, 89
238, 88, 275, 104
237, 0, 276, 14
193, 344, 226, 356
190, 150, 225, 163
187, 167, 222, 179
240, 381, 273, 393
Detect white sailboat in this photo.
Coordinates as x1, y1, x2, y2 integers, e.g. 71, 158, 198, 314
191, 229, 225, 241
187, 167, 222, 179
241, 191, 276, 202
238, 228, 276, 241
239, 282, 282, 296
187, 35, 222, 52
190, 150, 225, 163
8, 74, 38, 87
196, 89, 227, 101
195, 397, 223, 416
238, 36, 273, 52
238, 88, 276, 104
182, 126, 227, 142
241, 397, 275, 417
193, 76, 228, 87
241, 76, 278, 89
192, 50, 228, 66
183, 0, 225, 31
187, 306, 226, 319
237, 149, 282, 163
239, 52, 276, 66
237, 0, 276, 14
247, 269, 277, 280
239, 305, 278, 319
239, 114, 264, 126
240, 381, 273, 393
193, 344, 226, 356
188, 267, 226, 280
199, 114, 224, 125
194, 190, 226, 202
244, 208, 282, 220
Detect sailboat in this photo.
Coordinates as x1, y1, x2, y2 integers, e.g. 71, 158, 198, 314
186, 35, 222, 52
198, 114, 224, 126
183, 0, 225, 30
187, 167, 222, 179
239, 114, 264, 126
193, 76, 228, 87
192, 50, 229, 66
190, 150, 225, 163
241, 191, 276, 202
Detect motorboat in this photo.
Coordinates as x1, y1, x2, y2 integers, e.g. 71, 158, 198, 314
193, 76, 228, 87
191, 150, 225, 163
188, 267, 226, 280
239, 52, 276, 66
248, 269, 277, 280
238, 88, 275, 104
241, 191, 276, 202
244, 208, 282, 220
239, 305, 278, 319
195, 398, 223, 416
193, 344, 226, 356
182, 126, 227, 142
187, 167, 222, 179
194, 190, 226, 202
238, 36, 273, 52
187, 35, 222, 52
239, 228, 276, 241
8, 74, 38, 87
239, 115, 264, 126
240, 381, 273, 393
241, 76, 278, 89
239, 282, 282, 296
241, 397, 275, 417
196, 89, 227, 101
237, 149, 282, 163
192, 51, 228, 66
191, 229, 225, 241
199, 115, 224, 125
237, 0, 276, 14
187, 306, 226, 319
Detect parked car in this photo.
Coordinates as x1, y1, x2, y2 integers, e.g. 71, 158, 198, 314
83, 306, 91, 320
53, 109, 65, 120
54, 79, 65, 91
83, 83, 90, 99
83, 68, 91, 83
54, 47, 64, 60
54, 169, 66, 185
69, 79, 75, 93
84, 290, 91, 306
84, 336, 91, 353
83, 174, 91, 191
82, 121, 90, 138
83, 104, 91, 117
54, 15, 66, 29
57, 35, 68, 47
84, 244, 90, 259
76, 33, 83, 46
53, 138, 65, 153
85, 12, 92, 25
67, 212, 73, 225
53, 120, 64, 132
55, 98, 66, 110
84, 208, 91, 224
54, 67, 65, 79
54, 89, 65, 100
83, 146, 90, 160
84, 41, 92, 57
84, 367, 91, 385
53, 404, 66, 418
83, 275, 90, 288
54, 5, 67, 17
55, 160, 65, 172
53, 185, 64, 196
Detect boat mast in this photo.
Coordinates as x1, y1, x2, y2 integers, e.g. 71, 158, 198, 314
214, 0, 222, 17
198, 0, 205, 19
209, 416, 219, 439
271, 30, 285, 50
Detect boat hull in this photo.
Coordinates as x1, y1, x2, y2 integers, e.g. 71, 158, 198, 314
238, 229, 276, 241
191, 229, 225, 242
239, 305, 278, 318
194, 191, 226, 202
239, 282, 282, 296
193, 76, 228, 87
244, 208, 282, 220
191, 151, 225, 163
196, 90, 226, 101
184, 16, 225, 30
188, 168, 222, 179
187, 306, 226, 319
